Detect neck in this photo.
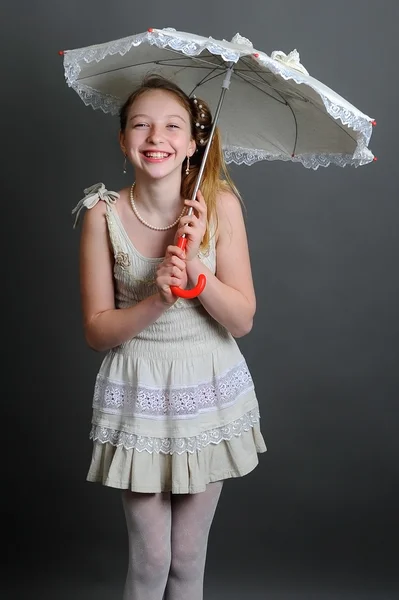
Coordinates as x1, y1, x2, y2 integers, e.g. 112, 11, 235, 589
133, 172, 183, 215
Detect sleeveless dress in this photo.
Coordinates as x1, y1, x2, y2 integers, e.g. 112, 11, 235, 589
72, 182, 267, 494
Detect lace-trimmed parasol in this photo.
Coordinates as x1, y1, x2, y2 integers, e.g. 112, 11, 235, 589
61, 27, 376, 298
61, 26, 376, 170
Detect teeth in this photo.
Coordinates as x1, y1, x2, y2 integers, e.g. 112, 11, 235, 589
144, 152, 170, 158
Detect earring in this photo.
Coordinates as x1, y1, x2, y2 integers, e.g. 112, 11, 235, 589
185, 156, 190, 175
123, 154, 127, 174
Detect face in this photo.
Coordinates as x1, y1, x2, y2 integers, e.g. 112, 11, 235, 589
120, 89, 196, 180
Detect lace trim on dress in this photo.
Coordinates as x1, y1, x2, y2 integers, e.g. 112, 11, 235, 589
90, 407, 261, 454
93, 361, 254, 417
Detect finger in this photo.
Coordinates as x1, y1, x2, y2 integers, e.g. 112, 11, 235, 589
159, 276, 181, 290
170, 277, 184, 286
195, 189, 207, 208
176, 225, 195, 240
184, 199, 207, 215
196, 189, 205, 202
166, 245, 186, 260
184, 204, 206, 223
179, 214, 198, 227
170, 255, 186, 270
171, 265, 185, 277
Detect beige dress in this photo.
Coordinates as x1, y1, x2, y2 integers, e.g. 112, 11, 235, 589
72, 183, 267, 494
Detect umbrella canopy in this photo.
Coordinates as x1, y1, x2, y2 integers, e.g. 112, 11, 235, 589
62, 27, 376, 170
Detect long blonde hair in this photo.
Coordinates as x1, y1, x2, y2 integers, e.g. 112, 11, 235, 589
119, 75, 241, 250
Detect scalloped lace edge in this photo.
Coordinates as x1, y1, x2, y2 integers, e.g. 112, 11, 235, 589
90, 407, 261, 454
224, 146, 374, 169
63, 29, 244, 88
63, 28, 374, 168
255, 54, 373, 146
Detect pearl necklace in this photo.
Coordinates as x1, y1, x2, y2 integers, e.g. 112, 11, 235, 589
129, 183, 186, 231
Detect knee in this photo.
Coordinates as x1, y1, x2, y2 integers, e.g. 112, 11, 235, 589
170, 541, 205, 577
135, 542, 171, 579
148, 542, 172, 572
134, 542, 171, 581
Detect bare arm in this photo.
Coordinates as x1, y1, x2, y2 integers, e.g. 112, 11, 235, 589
185, 191, 256, 338
79, 202, 171, 352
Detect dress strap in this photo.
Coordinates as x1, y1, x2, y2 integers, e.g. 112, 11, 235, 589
71, 182, 120, 228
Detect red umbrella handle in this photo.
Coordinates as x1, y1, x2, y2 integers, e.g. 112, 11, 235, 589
170, 236, 207, 299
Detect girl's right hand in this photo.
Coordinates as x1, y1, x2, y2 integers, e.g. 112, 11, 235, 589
156, 245, 187, 306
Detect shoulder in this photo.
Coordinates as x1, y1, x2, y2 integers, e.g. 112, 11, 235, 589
216, 188, 243, 214
82, 185, 133, 230
215, 187, 245, 241
73, 182, 122, 228
80, 200, 108, 239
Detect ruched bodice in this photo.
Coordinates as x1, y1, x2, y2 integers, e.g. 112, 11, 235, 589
105, 202, 229, 353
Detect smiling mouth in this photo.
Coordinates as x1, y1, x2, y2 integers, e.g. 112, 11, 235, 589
142, 151, 172, 159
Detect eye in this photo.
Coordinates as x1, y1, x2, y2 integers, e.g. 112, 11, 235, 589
167, 124, 180, 129
133, 123, 149, 128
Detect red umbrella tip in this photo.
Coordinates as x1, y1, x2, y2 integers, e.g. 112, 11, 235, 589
148, 28, 154, 32
372, 120, 377, 126
373, 156, 378, 161
253, 53, 259, 58
58, 50, 65, 55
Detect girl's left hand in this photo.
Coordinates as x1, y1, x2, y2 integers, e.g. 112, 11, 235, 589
175, 189, 207, 261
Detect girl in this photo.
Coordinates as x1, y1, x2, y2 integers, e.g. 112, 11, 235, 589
72, 75, 266, 600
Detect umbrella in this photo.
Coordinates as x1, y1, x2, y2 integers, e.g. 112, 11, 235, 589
61, 26, 376, 298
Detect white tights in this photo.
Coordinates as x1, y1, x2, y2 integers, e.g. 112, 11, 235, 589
121, 481, 223, 600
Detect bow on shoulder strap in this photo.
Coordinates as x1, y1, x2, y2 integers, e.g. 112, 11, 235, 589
71, 182, 120, 228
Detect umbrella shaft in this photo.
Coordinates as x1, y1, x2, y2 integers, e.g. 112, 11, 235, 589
190, 63, 234, 204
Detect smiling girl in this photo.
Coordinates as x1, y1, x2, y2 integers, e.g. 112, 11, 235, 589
73, 75, 266, 600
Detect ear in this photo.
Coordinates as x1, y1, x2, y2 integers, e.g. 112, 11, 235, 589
119, 130, 126, 154
187, 138, 196, 157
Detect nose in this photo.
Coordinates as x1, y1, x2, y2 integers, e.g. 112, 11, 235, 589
147, 124, 163, 145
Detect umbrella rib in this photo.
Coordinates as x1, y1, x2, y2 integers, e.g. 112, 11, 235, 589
156, 55, 227, 70
73, 50, 358, 151
238, 57, 358, 145
235, 59, 301, 154
234, 71, 287, 105
235, 59, 290, 104
233, 70, 298, 155
173, 52, 228, 93
188, 70, 226, 96
187, 53, 234, 96
156, 50, 228, 69
157, 63, 224, 69
75, 53, 227, 82
237, 57, 276, 79
193, 54, 288, 104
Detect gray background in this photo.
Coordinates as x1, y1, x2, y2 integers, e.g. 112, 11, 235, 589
3, 0, 398, 598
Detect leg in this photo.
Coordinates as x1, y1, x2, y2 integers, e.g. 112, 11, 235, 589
164, 481, 223, 600
121, 491, 172, 600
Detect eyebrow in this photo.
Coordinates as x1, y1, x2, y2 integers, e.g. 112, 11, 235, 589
129, 113, 187, 123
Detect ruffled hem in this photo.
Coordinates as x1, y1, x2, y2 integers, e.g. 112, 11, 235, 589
86, 423, 266, 494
